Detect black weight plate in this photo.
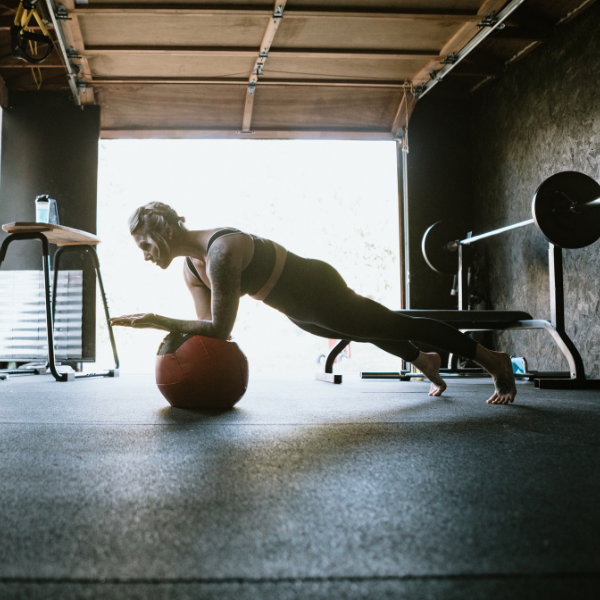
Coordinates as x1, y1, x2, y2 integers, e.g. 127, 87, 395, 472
533, 171, 600, 249
421, 220, 467, 275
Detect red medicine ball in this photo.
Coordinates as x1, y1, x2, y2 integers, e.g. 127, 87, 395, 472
155, 333, 249, 409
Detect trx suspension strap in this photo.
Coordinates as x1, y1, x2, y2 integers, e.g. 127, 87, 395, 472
11, 0, 54, 65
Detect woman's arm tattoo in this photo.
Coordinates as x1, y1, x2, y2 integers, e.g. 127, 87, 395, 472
206, 242, 241, 337
151, 242, 242, 339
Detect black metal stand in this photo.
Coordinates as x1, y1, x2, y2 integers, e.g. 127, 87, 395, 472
52, 244, 119, 380
531, 244, 600, 389
315, 339, 348, 383
458, 239, 470, 310
0, 233, 119, 382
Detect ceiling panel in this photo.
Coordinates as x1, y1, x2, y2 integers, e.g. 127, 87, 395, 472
250, 85, 401, 129
88, 53, 256, 79
78, 14, 268, 47
274, 16, 471, 51
98, 84, 248, 129
261, 55, 431, 80
1, 0, 594, 138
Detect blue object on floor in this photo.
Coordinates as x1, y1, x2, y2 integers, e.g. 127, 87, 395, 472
511, 356, 528, 374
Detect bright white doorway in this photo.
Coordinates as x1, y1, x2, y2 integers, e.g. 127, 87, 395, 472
96, 140, 401, 374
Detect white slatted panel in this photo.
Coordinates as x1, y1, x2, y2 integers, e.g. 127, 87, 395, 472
0, 271, 83, 360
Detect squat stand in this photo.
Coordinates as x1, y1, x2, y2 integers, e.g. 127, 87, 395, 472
450, 241, 600, 389
315, 243, 600, 389
0, 228, 119, 382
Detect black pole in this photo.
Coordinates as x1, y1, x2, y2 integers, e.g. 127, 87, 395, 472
88, 247, 120, 370
0, 233, 70, 381
458, 237, 471, 310
549, 243, 565, 332
53, 245, 120, 372
41, 236, 70, 381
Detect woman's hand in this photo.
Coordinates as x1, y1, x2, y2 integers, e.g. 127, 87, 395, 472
109, 313, 167, 330
109, 312, 229, 338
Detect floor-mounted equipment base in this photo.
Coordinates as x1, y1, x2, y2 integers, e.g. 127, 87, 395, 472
534, 378, 600, 390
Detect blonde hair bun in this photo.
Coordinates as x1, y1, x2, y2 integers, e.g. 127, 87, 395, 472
128, 202, 187, 239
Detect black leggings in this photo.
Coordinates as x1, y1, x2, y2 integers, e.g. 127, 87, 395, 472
263, 252, 478, 363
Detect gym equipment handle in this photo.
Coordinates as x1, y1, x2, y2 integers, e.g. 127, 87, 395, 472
459, 194, 600, 246
459, 219, 535, 246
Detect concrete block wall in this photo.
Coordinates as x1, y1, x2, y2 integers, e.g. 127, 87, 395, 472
471, 2, 600, 375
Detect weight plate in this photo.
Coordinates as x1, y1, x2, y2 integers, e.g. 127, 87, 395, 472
533, 171, 600, 249
421, 220, 467, 275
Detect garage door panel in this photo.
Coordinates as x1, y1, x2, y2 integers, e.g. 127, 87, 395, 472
274, 17, 468, 51
79, 15, 267, 48
262, 55, 430, 81
88, 54, 255, 79
251, 86, 400, 129
98, 85, 247, 130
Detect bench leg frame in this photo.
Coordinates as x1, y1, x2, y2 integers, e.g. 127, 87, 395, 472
315, 339, 349, 384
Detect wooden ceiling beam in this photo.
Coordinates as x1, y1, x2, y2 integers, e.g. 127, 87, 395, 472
0, 63, 65, 69
100, 129, 396, 141
464, 49, 506, 71
390, 87, 417, 137
1, 69, 68, 90
0, 73, 8, 107
492, 25, 552, 42
504, 5, 556, 33
0, 18, 49, 30
557, 0, 598, 25
241, 0, 286, 133
61, 1, 94, 104
438, 0, 509, 58
389, 1, 508, 132
0, 53, 66, 68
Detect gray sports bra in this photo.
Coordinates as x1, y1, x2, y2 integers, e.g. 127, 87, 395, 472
186, 229, 287, 301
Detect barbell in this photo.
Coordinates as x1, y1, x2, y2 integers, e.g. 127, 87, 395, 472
422, 171, 600, 276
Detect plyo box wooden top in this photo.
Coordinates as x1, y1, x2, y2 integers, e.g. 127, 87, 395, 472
2, 223, 101, 246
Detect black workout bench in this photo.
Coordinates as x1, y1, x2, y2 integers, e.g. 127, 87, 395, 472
316, 309, 598, 389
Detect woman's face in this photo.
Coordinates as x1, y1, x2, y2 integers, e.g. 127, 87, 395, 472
132, 232, 172, 269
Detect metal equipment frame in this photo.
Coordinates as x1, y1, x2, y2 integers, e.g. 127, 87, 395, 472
316, 240, 600, 390
450, 240, 598, 389
0, 232, 119, 382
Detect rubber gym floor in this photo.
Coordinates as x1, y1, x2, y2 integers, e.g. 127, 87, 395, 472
0, 372, 599, 599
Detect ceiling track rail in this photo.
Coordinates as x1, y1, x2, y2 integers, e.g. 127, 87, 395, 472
44, 0, 81, 105
72, 8, 480, 21
416, 0, 529, 99
92, 78, 410, 88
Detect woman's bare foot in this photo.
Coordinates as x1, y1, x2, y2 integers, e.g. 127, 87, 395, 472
473, 345, 517, 404
412, 352, 447, 396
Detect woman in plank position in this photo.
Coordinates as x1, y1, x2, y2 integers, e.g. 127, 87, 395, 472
110, 202, 516, 404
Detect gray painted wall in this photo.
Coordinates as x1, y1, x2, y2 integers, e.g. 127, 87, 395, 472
0, 92, 100, 266
471, 2, 600, 375
0, 92, 101, 361
407, 96, 474, 310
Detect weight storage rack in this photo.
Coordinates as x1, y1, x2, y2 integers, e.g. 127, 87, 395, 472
317, 171, 600, 390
